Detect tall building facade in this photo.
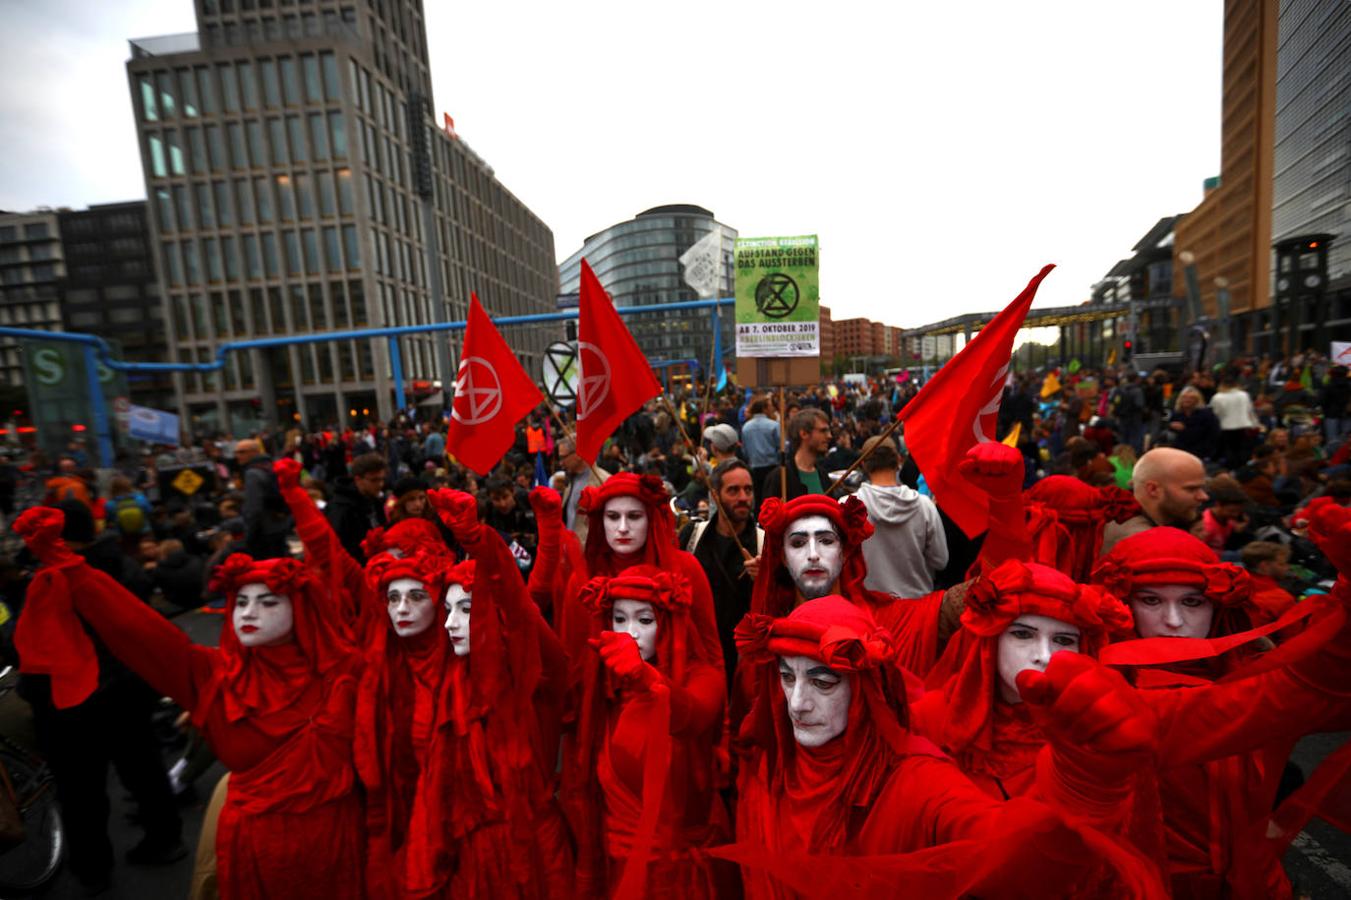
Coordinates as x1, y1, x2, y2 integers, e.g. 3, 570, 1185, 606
0, 211, 65, 389
1171, 0, 1279, 351
57, 202, 175, 407
127, 0, 558, 435
558, 205, 736, 370
1272, 0, 1350, 345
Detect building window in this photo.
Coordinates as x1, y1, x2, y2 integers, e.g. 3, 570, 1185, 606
196, 183, 215, 228
163, 243, 183, 286
337, 168, 353, 214
243, 235, 261, 278
280, 57, 301, 105
207, 125, 227, 169
268, 118, 289, 165
276, 174, 295, 220
321, 52, 340, 100
69, 311, 102, 328
157, 72, 177, 118
302, 54, 323, 103
343, 225, 360, 269
222, 236, 239, 280
188, 127, 208, 173
140, 77, 158, 121
329, 112, 347, 158
287, 115, 308, 162
309, 113, 329, 160
219, 64, 240, 112
246, 120, 265, 167
317, 171, 336, 217
260, 58, 281, 108
179, 68, 199, 117
183, 241, 201, 284
234, 179, 254, 224
238, 61, 259, 110
302, 229, 320, 274
294, 173, 314, 218
254, 177, 274, 222
260, 231, 280, 276
323, 226, 341, 272
283, 231, 302, 274
214, 181, 234, 226
148, 134, 167, 178
166, 129, 186, 176
174, 185, 193, 230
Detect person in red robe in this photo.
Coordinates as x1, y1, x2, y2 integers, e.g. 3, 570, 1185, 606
1023, 475, 1141, 581
399, 489, 571, 899
1091, 526, 1351, 899
13, 507, 364, 900
560, 566, 731, 899
723, 595, 1162, 899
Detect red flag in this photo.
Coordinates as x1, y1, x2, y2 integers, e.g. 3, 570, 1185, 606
446, 293, 543, 475
898, 264, 1054, 537
575, 259, 662, 464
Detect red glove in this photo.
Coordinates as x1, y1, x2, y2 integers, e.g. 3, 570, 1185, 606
591, 631, 658, 690
13, 507, 81, 568
273, 458, 302, 492
957, 442, 1025, 500
1018, 652, 1156, 823
429, 489, 479, 541
529, 486, 563, 525
1308, 502, 1351, 579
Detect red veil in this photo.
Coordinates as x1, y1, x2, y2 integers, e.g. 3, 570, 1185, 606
1024, 477, 1141, 581
560, 566, 728, 899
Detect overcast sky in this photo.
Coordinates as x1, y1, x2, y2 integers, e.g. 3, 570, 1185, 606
0, 1, 1221, 326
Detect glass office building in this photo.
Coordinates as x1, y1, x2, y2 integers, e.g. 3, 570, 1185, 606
127, 1, 558, 434
558, 205, 736, 373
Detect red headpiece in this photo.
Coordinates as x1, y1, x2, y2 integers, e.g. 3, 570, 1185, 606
360, 517, 449, 561
1092, 528, 1252, 609
578, 473, 678, 576
577, 568, 692, 617
919, 561, 1131, 768
751, 494, 873, 617
1023, 477, 1141, 580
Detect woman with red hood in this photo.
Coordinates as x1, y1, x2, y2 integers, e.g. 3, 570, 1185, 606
1089, 524, 1351, 899
560, 566, 730, 898
12, 507, 363, 900
723, 595, 1161, 898
557, 472, 722, 680
1023, 475, 1140, 581
399, 489, 571, 899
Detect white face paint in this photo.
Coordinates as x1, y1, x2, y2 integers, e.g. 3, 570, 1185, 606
996, 614, 1082, 704
778, 654, 851, 748
1129, 584, 1214, 639
386, 576, 434, 638
444, 583, 472, 656
603, 496, 649, 556
611, 598, 658, 662
783, 515, 843, 600
233, 581, 294, 648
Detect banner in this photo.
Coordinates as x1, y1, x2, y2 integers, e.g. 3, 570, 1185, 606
734, 235, 819, 358
1332, 341, 1351, 366
127, 405, 180, 445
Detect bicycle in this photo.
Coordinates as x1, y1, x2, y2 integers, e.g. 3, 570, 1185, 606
0, 666, 63, 894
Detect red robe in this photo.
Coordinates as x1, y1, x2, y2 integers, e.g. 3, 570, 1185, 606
52, 564, 363, 900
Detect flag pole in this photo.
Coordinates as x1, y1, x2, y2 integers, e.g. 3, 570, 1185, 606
658, 393, 754, 564
543, 398, 609, 484
698, 330, 717, 428
778, 387, 787, 502
823, 414, 903, 496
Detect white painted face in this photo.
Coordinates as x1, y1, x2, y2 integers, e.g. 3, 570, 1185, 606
603, 496, 649, 556
996, 614, 1082, 704
386, 576, 434, 638
778, 654, 852, 747
233, 581, 294, 648
1129, 584, 1214, 639
611, 598, 658, 662
443, 583, 472, 656
783, 515, 843, 600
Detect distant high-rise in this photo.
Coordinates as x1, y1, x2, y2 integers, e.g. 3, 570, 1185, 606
58, 201, 174, 408
558, 205, 736, 372
127, 0, 558, 435
0, 210, 65, 389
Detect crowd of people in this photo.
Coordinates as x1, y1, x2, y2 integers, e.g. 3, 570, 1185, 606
0, 349, 1347, 899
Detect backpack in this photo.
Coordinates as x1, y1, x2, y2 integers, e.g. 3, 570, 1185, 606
114, 495, 147, 536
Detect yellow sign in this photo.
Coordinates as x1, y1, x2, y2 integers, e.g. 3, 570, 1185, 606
172, 468, 205, 496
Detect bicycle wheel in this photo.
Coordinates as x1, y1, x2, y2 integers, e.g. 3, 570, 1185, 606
0, 750, 63, 893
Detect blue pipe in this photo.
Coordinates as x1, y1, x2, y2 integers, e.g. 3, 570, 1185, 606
388, 336, 407, 412
1, 297, 735, 375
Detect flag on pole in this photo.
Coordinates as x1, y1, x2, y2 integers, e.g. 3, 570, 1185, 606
446, 293, 543, 475
575, 260, 662, 464
898, 264, 1054, 537
679, 227, 723, 299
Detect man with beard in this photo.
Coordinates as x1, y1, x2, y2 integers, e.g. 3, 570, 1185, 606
679, 459, 764, 688
1100, 447, 1209, 555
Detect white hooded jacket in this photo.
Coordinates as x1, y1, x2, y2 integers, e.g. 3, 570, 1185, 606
850, 481, 949, 597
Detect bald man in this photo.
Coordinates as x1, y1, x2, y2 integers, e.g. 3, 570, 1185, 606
1100, 446, 1209, 556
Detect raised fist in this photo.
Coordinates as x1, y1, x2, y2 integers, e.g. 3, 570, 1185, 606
529, 486, 563, 523
429, 489, 479, 539
12, 507, 79, 567
1018, 652, 1156, 771
958, 442, 1025, 500
590, 631, 655, 689
273, 458, 302, 491
1308, 502, 1351, 578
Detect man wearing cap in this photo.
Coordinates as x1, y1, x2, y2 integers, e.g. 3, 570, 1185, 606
703, 423, 741, 467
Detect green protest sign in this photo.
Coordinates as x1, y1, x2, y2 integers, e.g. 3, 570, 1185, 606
734, 235, 819, 358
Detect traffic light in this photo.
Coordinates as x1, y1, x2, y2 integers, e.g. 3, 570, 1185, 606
1122, 339, 1133, 363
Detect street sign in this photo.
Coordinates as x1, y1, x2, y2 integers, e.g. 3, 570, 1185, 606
171, 468, 204, 496
541, 341, 579, 407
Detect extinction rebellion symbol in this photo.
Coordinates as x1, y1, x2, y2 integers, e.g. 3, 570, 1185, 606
755, 273, 799, 319
451, 356, 504, 425
575, 341, 613, 420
